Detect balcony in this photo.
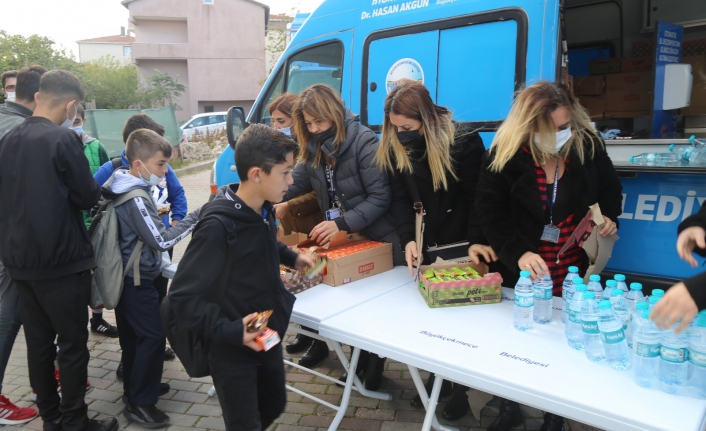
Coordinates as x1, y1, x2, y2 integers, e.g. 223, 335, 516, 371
131, 42, 189, 60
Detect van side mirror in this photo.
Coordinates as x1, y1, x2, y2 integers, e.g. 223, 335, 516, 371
226, 107, 247, 148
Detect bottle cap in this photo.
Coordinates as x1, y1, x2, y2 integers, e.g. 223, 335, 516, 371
699, 314, 706, 327
568, 266, 579, 273
636, 301, 649, 310
599, 300, 612, 309
606, 280, 617, 288
649, 296, 660, 304
689, 135, 696, 143
641, 310, 650, 319
589, 274, 601, 281
630, 282, 643, 290
576, 284, 587, 292
572, 277, 583, 285
630, 156, 635, 163
584, 291, 595, 299
520, 270, 531, 277
612, 288, 623, 296
669, 144, 676, 152
652, 289, 665, 297
614, 274, 626, 282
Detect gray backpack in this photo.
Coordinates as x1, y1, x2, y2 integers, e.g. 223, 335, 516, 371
88, 189, 153, 309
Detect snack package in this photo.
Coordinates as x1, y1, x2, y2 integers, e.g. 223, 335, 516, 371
256, 327, 281, 351
246, 310, 273, 333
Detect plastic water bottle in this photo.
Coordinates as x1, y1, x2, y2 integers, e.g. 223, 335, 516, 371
630, 152, 684, 166
633, 309, 661, 388
610, 288, 629, 333
567, 285, 587, 350
626, 283, 645, 318
597, 300, 631, 370
690, 135, 706, 150
629, 301, 650, 349
562, 267, 579, 324
581, 291, 604, 362
514, 271, 534, 331
587, 274, 603, 303
564, 277, 583, 327
659, 326, 690, 394
614, 274, 628, 294
648, 295, 660, 311
602, 280, 617, 301
689, 313, 706, 399
651, 289, 665, 301
533, 274, 553, 324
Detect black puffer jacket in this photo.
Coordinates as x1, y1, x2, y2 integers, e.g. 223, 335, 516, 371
284, 110, 402, 263
475, 135, 623, 285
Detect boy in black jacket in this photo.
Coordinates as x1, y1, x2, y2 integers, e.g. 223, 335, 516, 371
168, 124, 313, 431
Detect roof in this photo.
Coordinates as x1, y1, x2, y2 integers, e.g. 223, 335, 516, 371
76, 35, 135, 44
121, 0, 269, 11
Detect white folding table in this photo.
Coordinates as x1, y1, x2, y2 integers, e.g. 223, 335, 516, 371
319, 281, 706, 431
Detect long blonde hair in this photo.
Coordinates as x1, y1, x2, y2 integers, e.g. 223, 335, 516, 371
489, 81, 601, 172
375, 79, 457, 191
292, 84, 346, 167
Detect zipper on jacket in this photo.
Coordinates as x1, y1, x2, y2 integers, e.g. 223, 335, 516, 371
332, 166, 348, 212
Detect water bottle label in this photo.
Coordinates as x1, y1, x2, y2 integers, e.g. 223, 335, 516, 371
689, 349, 706, 367
635, 342, 660, 358
581, 320, 599, 334
600, 329, 625, 344
562, 289, 567, 300
660, 346, 688, 363
534, 287, 553, 300
514, 295, 533, 308
569, 309, 581, 323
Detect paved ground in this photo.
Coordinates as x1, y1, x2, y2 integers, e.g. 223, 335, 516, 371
3, 169, 598, 431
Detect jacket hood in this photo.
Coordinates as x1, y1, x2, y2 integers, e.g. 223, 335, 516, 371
101, 168, 151, 199
0, 101, 32, 118
212, 183, 276, 227
80, 132, 96, 145
304, 109, 360, 164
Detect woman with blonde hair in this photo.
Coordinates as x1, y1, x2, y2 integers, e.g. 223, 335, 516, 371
281, 83, 402, 390
475, 81, 623, 431
377, 79, 496, 421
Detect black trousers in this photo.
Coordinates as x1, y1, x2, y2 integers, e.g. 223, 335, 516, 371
15, 271, 91, 431
152, 248, 172, 303
115, 276, 165, 406
209, 343, 286, 431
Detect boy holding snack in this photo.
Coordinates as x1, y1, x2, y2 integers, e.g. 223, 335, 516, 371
168, 124, 314, 431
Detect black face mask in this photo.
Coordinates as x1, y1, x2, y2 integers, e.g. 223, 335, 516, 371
313, 128, 336, 145
396, 129, 424, 148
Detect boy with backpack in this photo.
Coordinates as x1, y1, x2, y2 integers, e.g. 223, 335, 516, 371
167, 124, 314, 431
98, 128, 199, 428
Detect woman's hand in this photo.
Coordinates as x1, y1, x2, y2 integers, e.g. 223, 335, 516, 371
405, 241, 421, 276
295, 254, 315, 270
650, 282, 699, 333
518, 252, 549, 281
468, 244, 498, 266
599, 215, 618, 237
677, 226, 706, 267
242, 312, 264, 352
274, 202, 290, 220
310, 221, 340, 245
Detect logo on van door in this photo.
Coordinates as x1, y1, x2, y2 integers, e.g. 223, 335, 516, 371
386, 58, 424, 93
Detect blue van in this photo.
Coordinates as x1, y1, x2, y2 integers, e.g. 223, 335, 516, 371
219, 0, 706, 287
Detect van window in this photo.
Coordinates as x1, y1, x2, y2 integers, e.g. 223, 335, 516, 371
259, 69, 284, 126
287, 42, 343, 96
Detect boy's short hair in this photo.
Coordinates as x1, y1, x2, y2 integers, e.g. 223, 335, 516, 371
76, 103, 85, 119
122, 114, 165, 144
38, 69, 85, 104
235, 124, 298, 180
15, 65, 47, 102
1, 70, 17, 89
125, 129, 172, 165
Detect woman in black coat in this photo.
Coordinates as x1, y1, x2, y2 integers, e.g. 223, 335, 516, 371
475, 81, 623, 431
376, 79, 497, 422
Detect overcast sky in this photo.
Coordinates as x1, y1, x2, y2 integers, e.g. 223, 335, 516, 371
0, 0, 324, 59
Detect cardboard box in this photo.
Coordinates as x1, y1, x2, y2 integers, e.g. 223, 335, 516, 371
560, 67, 573, 90
621, 57, 654, 73
606, 71, 654, 92
278, 232, 308, 247
578, 95, 606, 118
632, 40, 654, 58
573, 75, 605, 96
605, 72, 654, 112
681, 55, 706, 116
589, 58, 622, 75
418, 261, 503, 308
604, 111, 651, 119
684, 39, 706, 57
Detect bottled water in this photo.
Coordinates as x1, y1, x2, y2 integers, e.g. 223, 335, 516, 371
659, 326, 690, 393
689, 314, 706, 399
629, 301, 650, 349
633, 309, 661, 388
690, 135, 706, 150
602, 280, 617, 301
597, 300, 631, 370
610, 288, 629, 333
630, 152, 684, 166
651, 289, 665, 300
581, 291, 604, 362
564, 277, 584, 328
648, 295, 660, 311
626, 283, 645, 319
587, 274, 603, 303
514, 271, 534, 331
668, 137, 706, 165
567, 285, 587, 350
533, 274, 553, 324
561, 267, 579, 324
614, 274, 628, 293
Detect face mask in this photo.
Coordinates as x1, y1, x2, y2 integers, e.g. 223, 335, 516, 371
534, 126, 572, 152
71, 126, 83, 136
60, 101, 77, 128
396, 129, 424, 148
5, 92, 15, 102
313, 128, 335, 145
279, 126, 292, 137
139, 161, 165, 187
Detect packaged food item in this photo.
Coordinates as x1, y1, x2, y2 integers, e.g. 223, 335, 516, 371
246, 310, 272, 333
256, 328, 281, 351
303, 257, 327, 280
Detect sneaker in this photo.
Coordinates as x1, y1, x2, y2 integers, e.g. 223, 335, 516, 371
123, 403, 169, 428
121, 383, 170, 404
30, 370, 92, 401
91, 317, 119, 338
163, 347, 175, 361
116, 360, 123, 381
88, 417, 118, 431
0, 395, 37, 425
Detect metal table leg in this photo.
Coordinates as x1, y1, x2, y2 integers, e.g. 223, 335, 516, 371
407, 365, 459, 431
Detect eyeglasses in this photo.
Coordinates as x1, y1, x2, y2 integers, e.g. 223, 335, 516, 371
4, 85, 15, 91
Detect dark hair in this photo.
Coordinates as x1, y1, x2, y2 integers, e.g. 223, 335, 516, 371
268, 92, 297, 118
38, 69, 85, 104
125, 129, 172, 165
122, 114, 165, 143
1, 70, 17, 88
235, 124, 298, 181
76, 103, 85, 119
15, 65, 47, 102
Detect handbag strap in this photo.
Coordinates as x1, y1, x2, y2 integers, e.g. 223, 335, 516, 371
403, 174, 424, 215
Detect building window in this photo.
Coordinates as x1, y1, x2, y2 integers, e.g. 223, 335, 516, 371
123, 46, 131, 56
203, 0, 214, 4
204, 105, 214, 113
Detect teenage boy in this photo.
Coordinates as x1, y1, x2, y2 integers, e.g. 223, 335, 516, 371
0, 66, 45, 135
100, 128, 199, 428
168, 124, 313, 431
1, 71, 16, 102
0, 69, 117, 431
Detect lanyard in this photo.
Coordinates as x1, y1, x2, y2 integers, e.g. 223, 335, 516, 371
546, 162, 559, 226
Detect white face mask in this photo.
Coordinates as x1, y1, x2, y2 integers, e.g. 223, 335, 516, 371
139, 161, 165, 187
279, 126, 292, 137
61, 101, 77, 128
534, 126, 572, 152
5, 92, 15, 102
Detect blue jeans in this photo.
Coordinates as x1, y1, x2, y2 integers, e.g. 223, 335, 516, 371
0, 260, 21, 394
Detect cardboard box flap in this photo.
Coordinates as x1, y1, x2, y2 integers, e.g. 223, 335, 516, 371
279, 232, 309, 247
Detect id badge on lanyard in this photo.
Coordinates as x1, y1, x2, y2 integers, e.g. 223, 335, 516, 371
540, 163, 561, 244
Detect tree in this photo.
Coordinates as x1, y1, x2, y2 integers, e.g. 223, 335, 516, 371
0, 31, 77, 73
76, 56, 140, 109
139, 69, 186, 111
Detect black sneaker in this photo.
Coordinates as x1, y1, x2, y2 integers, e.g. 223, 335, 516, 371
91, 317, 119, 338
88, 418, 119, 431
163, 347, 175, 361
116, 360, 123, 381
122, 383, 171, 404
123, 403, 169, 428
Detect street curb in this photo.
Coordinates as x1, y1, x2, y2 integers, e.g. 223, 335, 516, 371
172, 158, 216, 176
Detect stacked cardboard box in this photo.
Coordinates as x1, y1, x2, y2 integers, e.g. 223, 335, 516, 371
574, 75, 605, 118
605, 71, 654, 118
682, 55, 706, 116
